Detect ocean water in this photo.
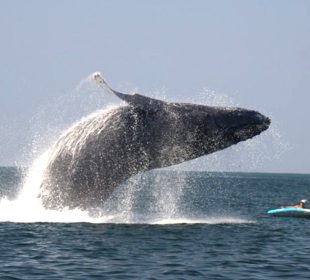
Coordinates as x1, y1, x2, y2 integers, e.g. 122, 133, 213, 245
1, 167, 310, 279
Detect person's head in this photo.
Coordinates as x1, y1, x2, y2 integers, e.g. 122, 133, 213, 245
300, 199, 307, 206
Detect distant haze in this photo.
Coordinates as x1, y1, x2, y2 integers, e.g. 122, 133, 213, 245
0, 0, 309, 174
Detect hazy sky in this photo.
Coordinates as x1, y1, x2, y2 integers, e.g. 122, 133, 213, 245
0, 0, 309, 173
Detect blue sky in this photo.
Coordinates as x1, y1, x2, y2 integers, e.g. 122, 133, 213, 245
0, 0, 309, 173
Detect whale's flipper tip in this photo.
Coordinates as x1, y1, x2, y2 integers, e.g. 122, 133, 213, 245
92, 71, 106, 88
92, 71, 102, 81
92, 71, 114, 95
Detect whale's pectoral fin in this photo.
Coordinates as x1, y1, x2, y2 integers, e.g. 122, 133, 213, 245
93, 72, 166, 110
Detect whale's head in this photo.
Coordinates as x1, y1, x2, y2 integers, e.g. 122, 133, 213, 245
145, 102, 271, 168
196, 105, 271, 146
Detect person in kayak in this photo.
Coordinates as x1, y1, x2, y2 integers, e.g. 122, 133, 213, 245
288, 199, 307, 208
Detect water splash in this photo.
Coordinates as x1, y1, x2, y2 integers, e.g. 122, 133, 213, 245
0, 75, 279, 224
0, 152, 100, 223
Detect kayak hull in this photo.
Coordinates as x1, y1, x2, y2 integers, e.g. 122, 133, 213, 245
267, 207, 310, 218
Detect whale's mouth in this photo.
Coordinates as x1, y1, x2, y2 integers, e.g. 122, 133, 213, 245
233, 117, 271, 142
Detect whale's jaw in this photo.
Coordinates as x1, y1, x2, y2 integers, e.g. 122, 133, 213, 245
232, 114, 271, 142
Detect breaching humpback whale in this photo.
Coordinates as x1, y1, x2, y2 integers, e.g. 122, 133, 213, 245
40, 73, 271, 209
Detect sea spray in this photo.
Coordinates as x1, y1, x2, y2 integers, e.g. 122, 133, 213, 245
0, 74, 277, 224
21, 74, 121, 166
103, 170, 189, 223
151, 170, 187, 219
0, 151, 102, 223
0, 74, 120, 223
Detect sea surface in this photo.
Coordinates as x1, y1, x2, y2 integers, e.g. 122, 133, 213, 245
1, 167, 310, 279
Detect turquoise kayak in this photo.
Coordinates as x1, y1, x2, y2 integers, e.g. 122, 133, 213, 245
267, 207, 310, 218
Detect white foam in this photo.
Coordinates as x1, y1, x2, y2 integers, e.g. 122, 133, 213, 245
0, 151, 98, 223
150, 217, 255, 225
